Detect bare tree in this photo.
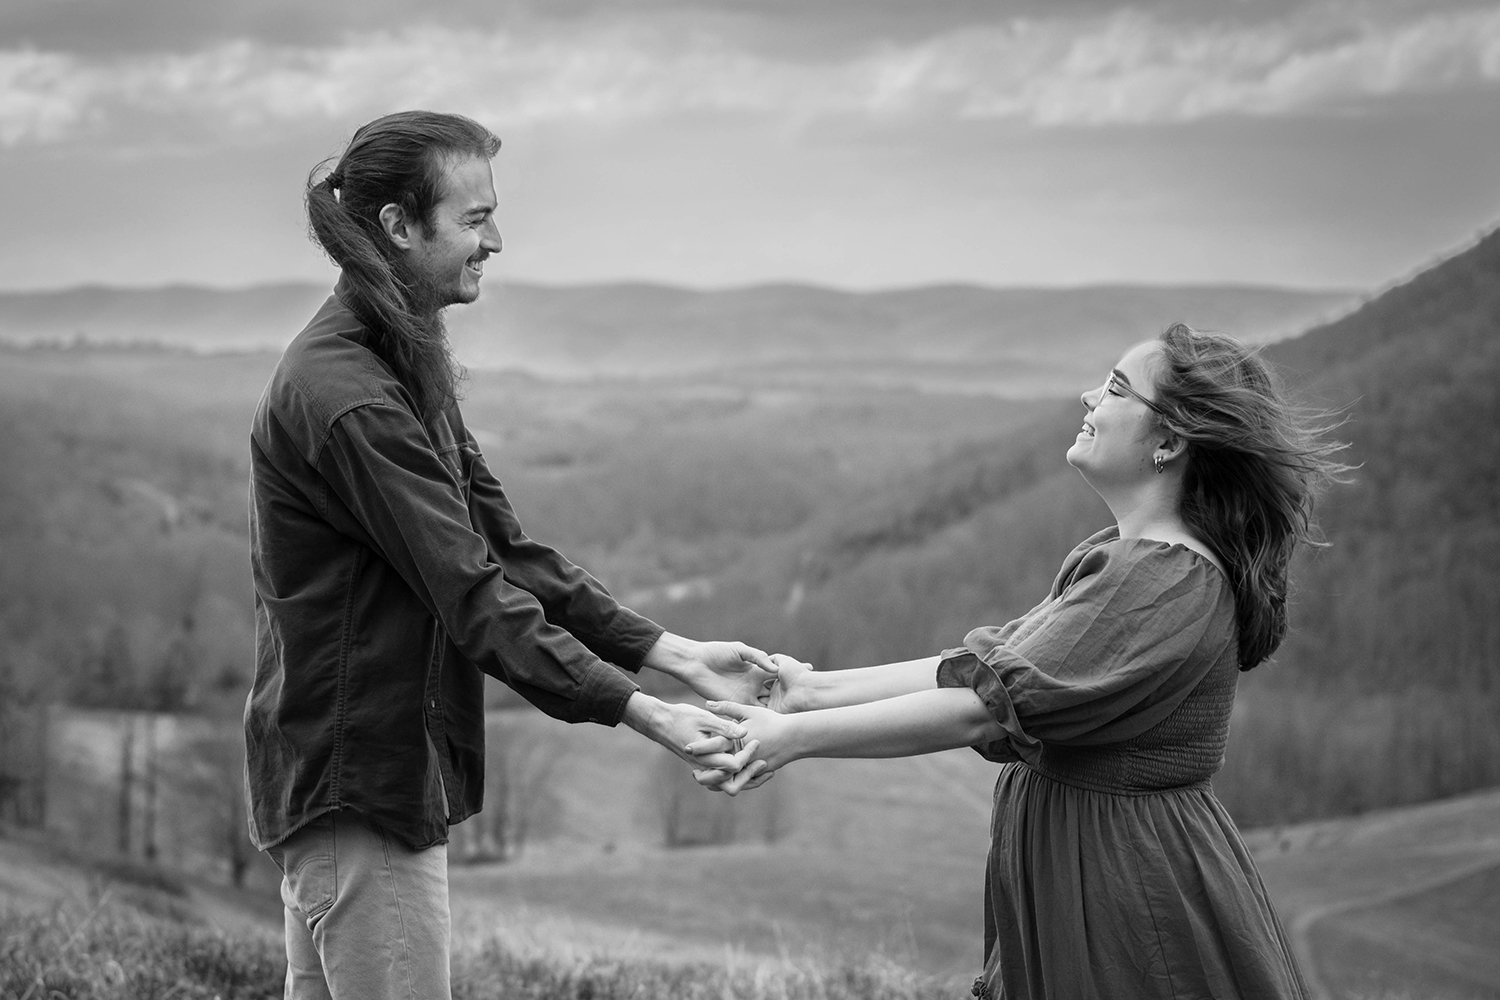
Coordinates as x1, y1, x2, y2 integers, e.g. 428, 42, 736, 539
167, 731, 252, 886
117, 715, 135, 855
653, 750, 737, 848
757, 771, 793, 844
0, 658, 46, 828
452, 718, 567, 863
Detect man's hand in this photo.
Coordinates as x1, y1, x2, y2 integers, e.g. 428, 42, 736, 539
621, 691, 758, 788
641, 632, 777, 705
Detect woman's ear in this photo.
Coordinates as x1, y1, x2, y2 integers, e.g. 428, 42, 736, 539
378, 203, 414, 250
1156, 429, 1188, 466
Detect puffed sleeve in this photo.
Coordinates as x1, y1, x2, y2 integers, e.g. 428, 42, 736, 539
936, 534, 1234, 763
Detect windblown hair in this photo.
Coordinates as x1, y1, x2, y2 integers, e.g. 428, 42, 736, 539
1150, 323, 1349, 670
306, 111, 501, 420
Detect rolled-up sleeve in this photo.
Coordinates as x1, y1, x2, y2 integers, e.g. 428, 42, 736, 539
937, 538, 1231, 762
317, 402, 640, 725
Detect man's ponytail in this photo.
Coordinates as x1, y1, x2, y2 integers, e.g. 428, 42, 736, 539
304, 112, 500, 421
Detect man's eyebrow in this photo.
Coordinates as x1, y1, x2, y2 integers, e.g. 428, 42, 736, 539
1111, 368, 1133, 385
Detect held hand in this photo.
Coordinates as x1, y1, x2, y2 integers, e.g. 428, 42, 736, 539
696, 758, 774, 794
763, 653, 816, 713
622, 692, 748, 776
680, 639, 779, 705
681, 649, 804, 750
690, 741, 766, 792
689, 700, 798, 796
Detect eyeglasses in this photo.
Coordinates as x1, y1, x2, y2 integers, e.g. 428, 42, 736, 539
1102, 370, 1167, 416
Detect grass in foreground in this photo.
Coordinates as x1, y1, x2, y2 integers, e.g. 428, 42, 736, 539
0, 896, 961, 1000
0, 890, 282, 1000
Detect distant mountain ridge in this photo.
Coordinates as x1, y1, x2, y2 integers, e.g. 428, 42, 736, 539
0, 283, 331, 354
0, 280, 1357, 393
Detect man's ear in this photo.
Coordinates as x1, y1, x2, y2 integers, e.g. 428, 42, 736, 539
378, 203, 414, 250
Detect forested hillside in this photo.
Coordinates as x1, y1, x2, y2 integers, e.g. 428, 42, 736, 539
1267, 225, 1500, 701
1251, 228, 1500, 818
654, 229, 1500, 826
0, 348, 1036, 719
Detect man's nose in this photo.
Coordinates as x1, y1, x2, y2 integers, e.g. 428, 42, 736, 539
480, 218, 502, 253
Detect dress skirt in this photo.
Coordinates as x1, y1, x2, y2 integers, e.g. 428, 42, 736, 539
980, 763, 1310, 1000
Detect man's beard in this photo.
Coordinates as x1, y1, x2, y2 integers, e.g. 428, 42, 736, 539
372, 257, 466, 419
404, 271, 456, 321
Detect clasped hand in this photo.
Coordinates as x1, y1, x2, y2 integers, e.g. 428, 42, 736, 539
685, 652, 814, 795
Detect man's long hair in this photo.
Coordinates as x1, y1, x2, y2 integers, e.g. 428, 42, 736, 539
305, 111, 501, 420
1151, 324, 1351, 670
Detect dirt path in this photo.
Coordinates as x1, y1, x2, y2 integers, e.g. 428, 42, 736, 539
1289, 855, 1500, 1000
1251, 788, 1500, 1000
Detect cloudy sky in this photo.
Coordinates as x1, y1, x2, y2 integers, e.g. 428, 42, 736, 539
4, 0, 1499, 292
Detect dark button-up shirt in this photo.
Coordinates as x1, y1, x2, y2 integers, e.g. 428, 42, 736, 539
245, 284, 662, 851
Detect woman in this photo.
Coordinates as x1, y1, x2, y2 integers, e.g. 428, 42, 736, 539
699, 324, 1345, 999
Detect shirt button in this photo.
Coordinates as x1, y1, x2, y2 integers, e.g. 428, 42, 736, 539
430, 700, 437, 709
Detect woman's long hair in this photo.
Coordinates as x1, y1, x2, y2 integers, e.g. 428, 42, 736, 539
1151, 323, 1350, 669
305, 111, 501, 420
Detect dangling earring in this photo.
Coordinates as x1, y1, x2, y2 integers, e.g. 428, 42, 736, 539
1153, 454, 1165, 474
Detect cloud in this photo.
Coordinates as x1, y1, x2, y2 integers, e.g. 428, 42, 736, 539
0, 50, 95, 145
946, 5, 1500, 123
3, 3, 1499, 147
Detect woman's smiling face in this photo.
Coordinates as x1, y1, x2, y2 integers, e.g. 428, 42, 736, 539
1066, 340, 1167, 486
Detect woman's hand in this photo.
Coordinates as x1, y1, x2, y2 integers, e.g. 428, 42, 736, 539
762, 653, 816, 713
680, 651, 807, 760
688, 700, 802, 795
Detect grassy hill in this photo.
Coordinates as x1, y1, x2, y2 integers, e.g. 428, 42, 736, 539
4, 756, 1497, 997
1248, 786, 1500, 1000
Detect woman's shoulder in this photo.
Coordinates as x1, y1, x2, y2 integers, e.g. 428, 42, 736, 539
1058, 527, 1229, 603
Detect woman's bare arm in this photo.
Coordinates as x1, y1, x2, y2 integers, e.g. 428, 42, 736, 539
702, 687, 1004, 793
772, 655, 943, 713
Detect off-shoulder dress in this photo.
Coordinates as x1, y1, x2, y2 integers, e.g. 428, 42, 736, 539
937, 527, 1310, 1000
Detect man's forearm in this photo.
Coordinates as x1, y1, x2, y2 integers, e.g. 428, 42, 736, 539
620, 689, 662, 739
638, 631, 701, 683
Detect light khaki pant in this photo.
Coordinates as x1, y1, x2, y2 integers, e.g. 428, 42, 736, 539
268, 810, 451, 1000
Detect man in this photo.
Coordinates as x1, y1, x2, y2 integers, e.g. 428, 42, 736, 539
246, 110, 769, 1000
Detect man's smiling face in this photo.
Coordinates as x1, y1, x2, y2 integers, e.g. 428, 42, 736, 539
405, 154, 502, 310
